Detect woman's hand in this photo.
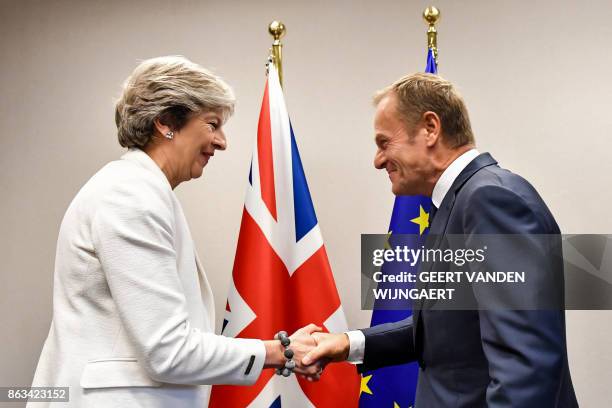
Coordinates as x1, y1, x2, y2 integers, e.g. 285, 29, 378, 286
290, 324, 326, 380
263, 324, 325, 381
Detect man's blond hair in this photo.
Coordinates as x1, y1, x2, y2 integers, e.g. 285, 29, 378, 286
374, 73, 475, 148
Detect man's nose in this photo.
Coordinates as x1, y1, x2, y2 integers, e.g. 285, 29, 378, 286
374, 150, 386, 169
214, 131, 227, 151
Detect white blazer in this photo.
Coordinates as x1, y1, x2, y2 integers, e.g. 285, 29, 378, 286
29, 148, 265, 407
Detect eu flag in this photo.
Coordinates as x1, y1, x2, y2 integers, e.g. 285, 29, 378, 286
358, 48, 437, 408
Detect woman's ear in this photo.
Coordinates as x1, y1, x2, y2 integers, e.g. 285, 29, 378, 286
153, 118, 172, 137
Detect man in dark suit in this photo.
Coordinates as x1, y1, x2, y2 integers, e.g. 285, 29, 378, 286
302, 73, 578, 407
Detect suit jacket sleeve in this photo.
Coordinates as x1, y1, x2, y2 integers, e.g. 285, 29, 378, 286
464, 184, 567, 407
358, 316, 416, 373
91, 181, 265, 385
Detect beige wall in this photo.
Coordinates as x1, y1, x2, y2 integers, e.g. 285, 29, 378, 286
1, 0, 611, 406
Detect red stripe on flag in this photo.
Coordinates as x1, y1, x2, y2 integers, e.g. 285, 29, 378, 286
209, 208, 360, 407
257, 80, 277, 220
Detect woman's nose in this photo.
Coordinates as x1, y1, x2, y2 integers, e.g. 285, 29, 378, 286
214, 131, 227, 151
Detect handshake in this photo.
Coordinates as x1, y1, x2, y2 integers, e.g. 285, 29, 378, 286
263, 324, 351, 381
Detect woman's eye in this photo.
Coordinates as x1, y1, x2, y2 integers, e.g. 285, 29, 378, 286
207, 122, 218, 131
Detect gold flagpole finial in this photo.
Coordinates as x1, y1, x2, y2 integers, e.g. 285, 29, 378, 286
422, 6, 440, 65
268, 21, 286, 87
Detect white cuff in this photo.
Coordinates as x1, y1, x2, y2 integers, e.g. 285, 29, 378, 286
238, 338, 267, 385
345, 330, 365, 364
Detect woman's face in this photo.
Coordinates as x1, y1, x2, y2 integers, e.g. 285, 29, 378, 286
172, 111, 227, 182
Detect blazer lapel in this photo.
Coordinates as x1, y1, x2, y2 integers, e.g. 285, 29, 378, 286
194, 251, 216, 332
122, 148, 217, 332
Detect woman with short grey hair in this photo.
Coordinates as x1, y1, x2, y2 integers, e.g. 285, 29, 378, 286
29, 56, 321, 408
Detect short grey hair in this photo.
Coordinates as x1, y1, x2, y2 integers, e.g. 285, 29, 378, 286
115, 55, 235, 148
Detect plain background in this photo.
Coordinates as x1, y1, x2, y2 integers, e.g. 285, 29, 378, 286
1, 0, 611, 406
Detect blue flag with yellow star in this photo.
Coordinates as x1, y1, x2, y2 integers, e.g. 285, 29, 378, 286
359, 48, 437, 408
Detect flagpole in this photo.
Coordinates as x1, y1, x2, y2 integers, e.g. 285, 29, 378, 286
423, 6, 440, 66
268, 20, 286, 87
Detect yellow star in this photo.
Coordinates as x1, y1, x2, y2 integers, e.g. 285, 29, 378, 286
384, 231, 393, 249
360, 374, 373, 396
394, 403, 400, 408
410, 205, 430, 235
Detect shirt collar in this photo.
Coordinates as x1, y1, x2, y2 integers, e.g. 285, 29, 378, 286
121, 147, 172, 190
431, 148, 479, 209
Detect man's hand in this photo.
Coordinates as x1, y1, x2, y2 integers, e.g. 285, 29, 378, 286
302, 332, 350, 369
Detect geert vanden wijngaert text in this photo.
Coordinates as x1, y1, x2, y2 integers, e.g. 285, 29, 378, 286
370, 245, 526, 301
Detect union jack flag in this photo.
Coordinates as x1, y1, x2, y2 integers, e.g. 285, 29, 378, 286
209, 63, 360, 407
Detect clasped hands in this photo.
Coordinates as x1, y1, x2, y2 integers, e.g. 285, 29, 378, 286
264, 324, 350, 382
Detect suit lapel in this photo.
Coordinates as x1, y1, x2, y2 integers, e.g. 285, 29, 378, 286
413, 153, 498, 345
431, 153, 498, 238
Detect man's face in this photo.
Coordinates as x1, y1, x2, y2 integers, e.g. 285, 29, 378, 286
373, 93, 432, 196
